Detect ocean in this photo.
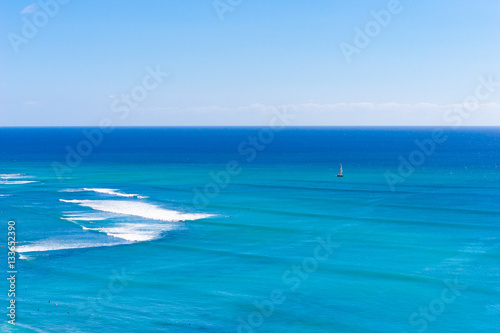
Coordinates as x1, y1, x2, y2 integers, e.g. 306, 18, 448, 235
0, 127, 499, 332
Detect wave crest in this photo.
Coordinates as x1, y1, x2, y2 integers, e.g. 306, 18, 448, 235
60, 188, 148, 199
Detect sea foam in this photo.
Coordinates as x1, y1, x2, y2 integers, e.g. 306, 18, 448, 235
83, 223, 177, 242
59, 199, 212, 221
0, 173, 37, 184
16, 240, 122, 253
0, 180, 38, 185
59, 199, 213, 242
60, 188, 148, 198
0, 173, 28, 179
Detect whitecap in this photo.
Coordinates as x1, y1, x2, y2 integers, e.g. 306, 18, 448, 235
59, 199, 212, 222
20, 199, 215, 253
59, 199, 214, 242
16, 239, 123, 253
83, 188, 148, 199
61, 213, 107, 222
60, 188, 148, 199
0, 173, 28, 179
0, 180, 38, 185
0, 174, 37, 184
19, 254, 34, 260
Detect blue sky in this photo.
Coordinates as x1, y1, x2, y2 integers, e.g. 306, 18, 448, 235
1, 0, 499, 126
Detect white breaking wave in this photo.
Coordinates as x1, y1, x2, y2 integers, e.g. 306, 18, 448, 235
19, 198, 215, 253
60, 188, 148, 199
0, 180, 37, 185
0, 194, 11, 197
61, 213, 107, 222
18, 254, 34, 260
16, 240, 123, 253
0, 173, 37, 184
60, 199, 212, 221
0, 173, 28, 179
83, 188, 148, 199
83, 223, 177, 242
59, 199, 214, 242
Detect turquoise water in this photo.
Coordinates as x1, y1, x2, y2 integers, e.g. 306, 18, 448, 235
0, 128, 499, 332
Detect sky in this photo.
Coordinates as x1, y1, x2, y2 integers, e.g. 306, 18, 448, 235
1, 0, 499, 126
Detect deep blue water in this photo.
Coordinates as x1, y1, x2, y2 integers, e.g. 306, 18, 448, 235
0, 127, 499, 332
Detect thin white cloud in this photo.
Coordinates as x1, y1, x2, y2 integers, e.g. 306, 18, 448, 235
137, 102, 500, 126
145, 102, 499, 112
21, 3, 38, 14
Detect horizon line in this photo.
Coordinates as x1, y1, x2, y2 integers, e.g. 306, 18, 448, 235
1, 125, 499, 129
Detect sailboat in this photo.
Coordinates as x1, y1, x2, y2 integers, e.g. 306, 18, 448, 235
337, 163, 344, 177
